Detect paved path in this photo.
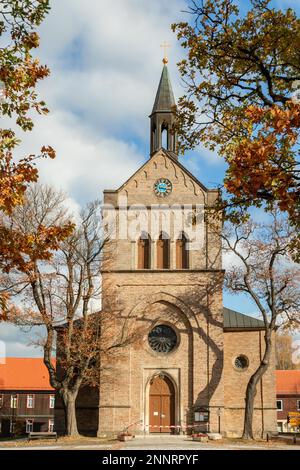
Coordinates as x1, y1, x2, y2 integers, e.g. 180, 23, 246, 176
121, 435, 300, 451
1, 435, 300, 450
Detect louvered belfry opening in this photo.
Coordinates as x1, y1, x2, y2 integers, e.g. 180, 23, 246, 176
138, 232, 151, 269
176, 232, 189, 269
157, 232, 170, 269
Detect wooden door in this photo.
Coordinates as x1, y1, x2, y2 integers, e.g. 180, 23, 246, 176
149, 375, 175, 433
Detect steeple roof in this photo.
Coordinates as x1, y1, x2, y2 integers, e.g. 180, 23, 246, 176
151, 64, 176, 114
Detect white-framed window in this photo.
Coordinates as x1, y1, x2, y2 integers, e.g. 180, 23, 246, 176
49, 395, 55, 409
276, 399, 283, 411
194, 411, 209, 422
27, 394, 35, 409
277, 421, 283, 433
297, 400, 300, 411
10, 395, 18, 409
26, 419, 34, 433
48, 419, 54, 432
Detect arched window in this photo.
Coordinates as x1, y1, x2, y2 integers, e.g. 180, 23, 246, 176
176, 233, 189, 269
161, 121, 169, 150
161, 127, 168, 149
157, 232, 170, 269
137, 232, 151, 269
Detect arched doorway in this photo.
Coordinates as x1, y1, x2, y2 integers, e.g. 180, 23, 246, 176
149, 374, 175, 433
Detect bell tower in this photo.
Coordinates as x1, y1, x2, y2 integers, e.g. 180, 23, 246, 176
149, 58, 178, 156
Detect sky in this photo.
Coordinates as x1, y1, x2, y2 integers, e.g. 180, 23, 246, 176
0, 0, 298, 357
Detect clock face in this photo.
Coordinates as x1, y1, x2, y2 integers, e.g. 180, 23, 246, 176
154, 178, 172, 198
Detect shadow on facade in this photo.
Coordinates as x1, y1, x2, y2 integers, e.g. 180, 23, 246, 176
55, 272, 224, 436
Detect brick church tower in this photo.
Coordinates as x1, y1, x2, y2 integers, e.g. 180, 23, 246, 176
97, 60, 277, 438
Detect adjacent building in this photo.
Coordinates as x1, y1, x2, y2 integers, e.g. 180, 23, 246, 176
0, 358, 55, 436
276, 370, 300, 433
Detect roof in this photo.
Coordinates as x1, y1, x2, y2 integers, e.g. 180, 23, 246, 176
223, 307, 265, 330
151, 64, 176, 114
276, 370, 300, 395
0, 358, 55, 391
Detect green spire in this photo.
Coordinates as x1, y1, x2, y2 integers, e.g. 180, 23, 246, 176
151, 64, 176, 114
149, 63, 178, 156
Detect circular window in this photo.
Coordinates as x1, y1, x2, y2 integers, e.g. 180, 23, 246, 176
234, 355, 249, 370
148, 324, 177, 353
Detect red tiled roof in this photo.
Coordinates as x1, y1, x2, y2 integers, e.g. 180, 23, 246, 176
0, 358, 55, 391
276, 370, 300, 395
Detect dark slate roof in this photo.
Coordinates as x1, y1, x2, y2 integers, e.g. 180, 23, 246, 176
223, 307, 265, 330
152, 64, 176, 114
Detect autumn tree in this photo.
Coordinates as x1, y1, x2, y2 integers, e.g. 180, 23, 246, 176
0, 1, 72, 316
172, 0, 300, 230
221, 212, 300, 439
1, 185, 141, 436
276, 331, 300, 370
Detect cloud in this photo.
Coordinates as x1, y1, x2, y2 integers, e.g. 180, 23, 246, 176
15, 109, 143, 204
36, 0, 187, 139
9, 0, 189, 207
0, 324, 44, 358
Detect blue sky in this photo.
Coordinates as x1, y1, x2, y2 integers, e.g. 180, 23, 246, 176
1, 0, 298, 356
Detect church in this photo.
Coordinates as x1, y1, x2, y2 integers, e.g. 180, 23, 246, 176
56, 58, 277, 438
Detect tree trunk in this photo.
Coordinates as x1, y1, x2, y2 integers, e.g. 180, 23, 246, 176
242, 330, 272, 439
61, 389, 80, 437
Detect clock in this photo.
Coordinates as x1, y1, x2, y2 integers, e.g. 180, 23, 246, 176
154, 178, 172, 198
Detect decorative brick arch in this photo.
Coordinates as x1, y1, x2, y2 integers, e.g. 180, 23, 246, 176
127, 291, 198, 331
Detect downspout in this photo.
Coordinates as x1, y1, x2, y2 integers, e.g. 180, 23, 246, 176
259, 330, 265, 437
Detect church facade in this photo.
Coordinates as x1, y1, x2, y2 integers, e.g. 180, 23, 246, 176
55, 61, 277, 438
96, 62, 277, 438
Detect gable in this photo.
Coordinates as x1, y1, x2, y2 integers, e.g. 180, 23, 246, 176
104, 149, 217, 207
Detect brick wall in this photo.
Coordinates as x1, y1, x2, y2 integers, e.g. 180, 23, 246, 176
223, 330, 277, 437
99, 270, 224, 436
277, 395, 300, 420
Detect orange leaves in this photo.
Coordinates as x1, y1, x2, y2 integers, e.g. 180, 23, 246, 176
224, 101, 300, 224
0, 150, 38, 214
0, 3, 53, 217
41, 146, 56, 159
0, 2, 72, 320
0, 222, 74, 274
245, 105, 265, 122
0, 143, 57, 217
172, 0, 300, 235
245, 102, 300, 136
23, 32, 40, 49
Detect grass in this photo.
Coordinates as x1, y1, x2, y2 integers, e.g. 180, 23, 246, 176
0, 435, 115, 447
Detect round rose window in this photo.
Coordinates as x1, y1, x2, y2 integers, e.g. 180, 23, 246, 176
148, 324, 177, 353
234, 355, 249, 370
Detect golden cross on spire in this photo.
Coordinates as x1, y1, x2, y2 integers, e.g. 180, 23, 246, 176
160, 41, 171, 64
